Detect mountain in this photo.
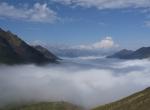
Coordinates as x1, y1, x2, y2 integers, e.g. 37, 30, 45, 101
47, 45, 116, 58
107, 49, 134, 59
107, 47, 150, 59
0, 28, 57, 64
33, 45, 59, 61
131, 47, 150, 59
92, 87, 150, 110
1, 102, 83, 110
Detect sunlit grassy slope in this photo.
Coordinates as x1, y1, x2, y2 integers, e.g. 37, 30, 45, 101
93, 87, 150, 110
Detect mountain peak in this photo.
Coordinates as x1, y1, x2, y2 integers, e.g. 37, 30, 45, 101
0, 28, 58, 64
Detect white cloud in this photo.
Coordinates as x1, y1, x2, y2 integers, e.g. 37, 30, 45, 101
76, 36, 119, 50
0, 2, 59, 23
93, 37, 118, 49
52, 0, 150, 9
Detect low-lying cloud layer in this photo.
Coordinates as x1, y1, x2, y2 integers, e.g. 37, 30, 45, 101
0, 58, 150, 109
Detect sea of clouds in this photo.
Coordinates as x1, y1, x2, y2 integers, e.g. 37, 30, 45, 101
0, 57, 150, 109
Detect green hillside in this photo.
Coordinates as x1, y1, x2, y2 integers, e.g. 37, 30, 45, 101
93, 87, 150, 110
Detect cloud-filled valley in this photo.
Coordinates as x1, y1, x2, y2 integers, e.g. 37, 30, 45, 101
0, 58, 150, 109
1, 0, 150, 110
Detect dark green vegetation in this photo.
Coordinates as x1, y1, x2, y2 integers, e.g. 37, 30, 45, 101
0, 102, 83, 110
93, 87, 150, 110
0, 28, 58, 64
108, 47, 150, 59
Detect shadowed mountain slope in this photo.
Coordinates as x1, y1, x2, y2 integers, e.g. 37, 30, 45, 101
0, 28, 57, 64
33, 45, 59, 61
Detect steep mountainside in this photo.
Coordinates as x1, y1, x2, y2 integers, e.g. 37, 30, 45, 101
0, 28, 57, 64
93, 87, 150, 110
33, 45, 59, 61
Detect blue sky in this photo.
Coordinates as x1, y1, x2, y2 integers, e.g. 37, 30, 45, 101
1, 0, 150, 49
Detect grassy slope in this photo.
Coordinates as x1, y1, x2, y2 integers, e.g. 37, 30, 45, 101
93, 87, 150, 110
1, 102, 83, 110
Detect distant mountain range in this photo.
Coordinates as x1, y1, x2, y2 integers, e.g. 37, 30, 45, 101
47, 45, 116, 58
93, 87, 150, 110
0, 28, 58, 64
107, 47, 150, 59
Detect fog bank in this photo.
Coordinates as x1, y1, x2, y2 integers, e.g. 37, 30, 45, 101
0, 58, 150, 108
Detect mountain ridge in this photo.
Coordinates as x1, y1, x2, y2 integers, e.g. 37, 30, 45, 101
107, 47, 150, 59
33, 45, 60, 61
0, 28, 58, 64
